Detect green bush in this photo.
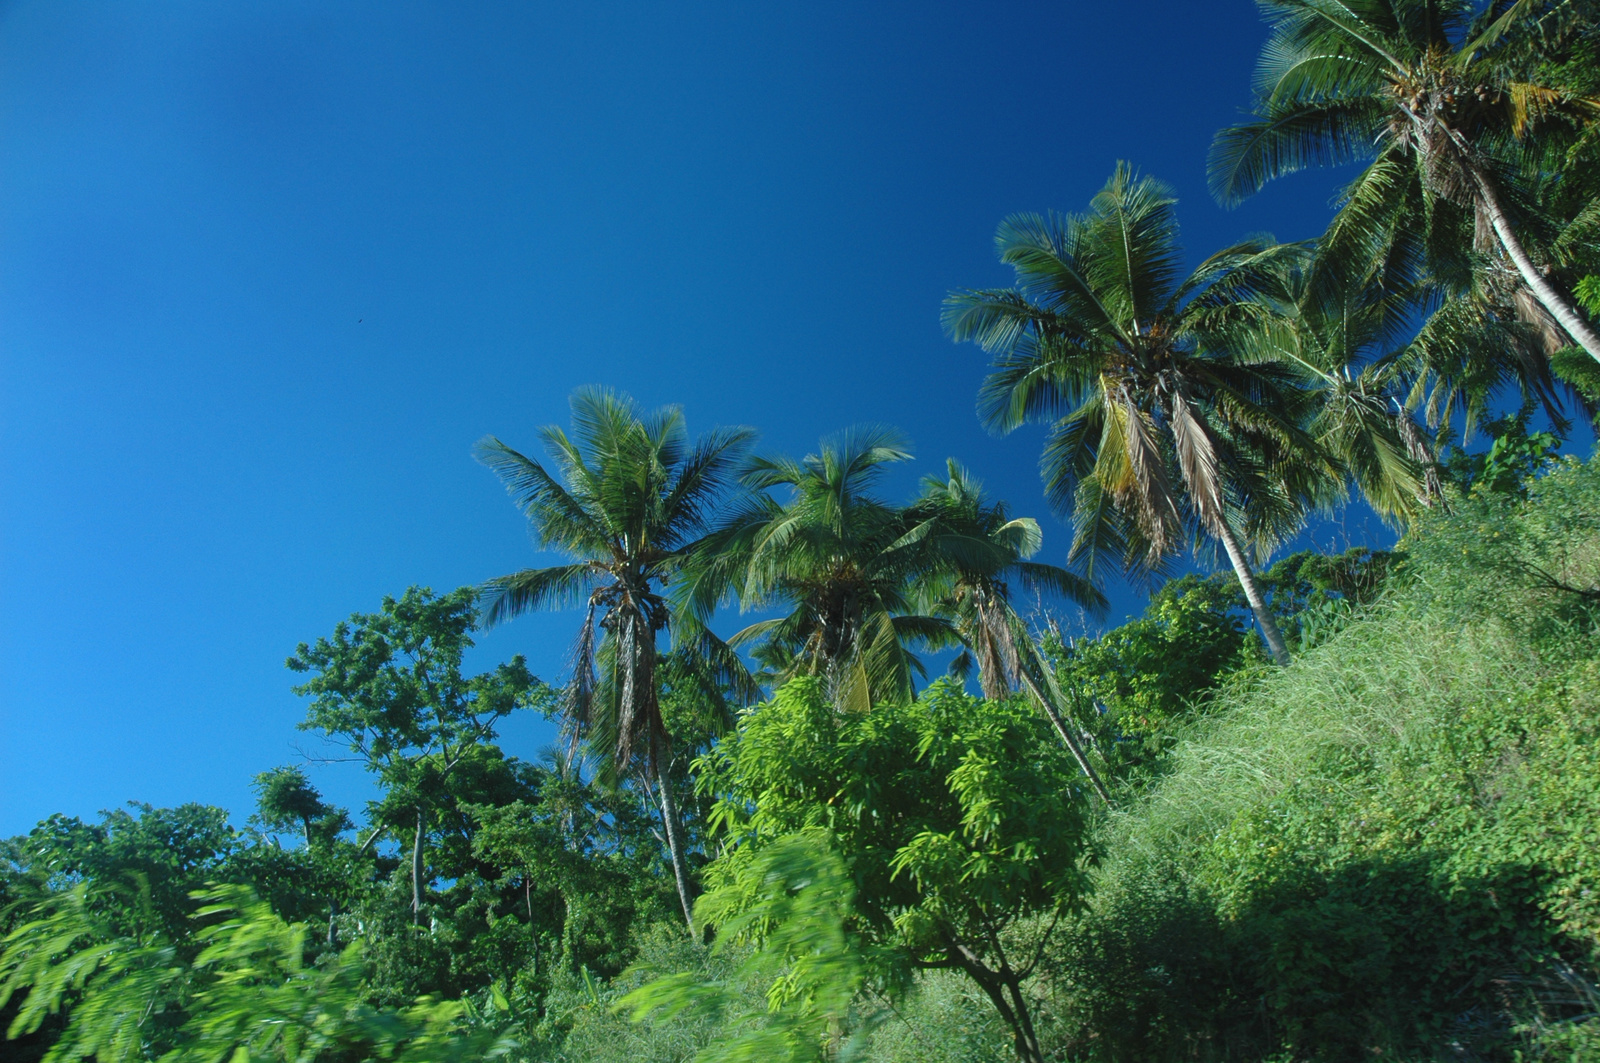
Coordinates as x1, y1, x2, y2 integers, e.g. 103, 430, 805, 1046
554, 925, 753, 1063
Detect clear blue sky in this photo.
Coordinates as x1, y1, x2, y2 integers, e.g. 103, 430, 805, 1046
1, 1, 1367, 836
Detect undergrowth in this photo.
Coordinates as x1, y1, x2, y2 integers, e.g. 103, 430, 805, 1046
1044, 457, 1600, 1061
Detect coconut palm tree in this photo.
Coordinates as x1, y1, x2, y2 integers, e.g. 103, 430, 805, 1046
901, 461, 1113, 800
1210, 0, 1600, 362
679, 427, 958, 712
901, 460, 1105, 697
1235, 246, 1568, 518
945, 165, 1330, 666
476, 387, 757, 933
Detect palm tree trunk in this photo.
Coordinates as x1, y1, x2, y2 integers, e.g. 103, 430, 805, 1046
411, 808, 424, 925
1015, 667, 1111, 803
1472, 166, 1600, 362
652, 731, 698, 936
1214, 515, 1291, 666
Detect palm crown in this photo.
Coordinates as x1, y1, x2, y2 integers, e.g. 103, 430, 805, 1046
680, 427, 955, 712
1235, 244, 1580, 521
1210, 0, 1600, 361
944, 164, 1327, 664
902, 460, 1107, 698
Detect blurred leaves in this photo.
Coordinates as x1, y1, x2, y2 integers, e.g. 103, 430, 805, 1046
1, 880, 510, 1063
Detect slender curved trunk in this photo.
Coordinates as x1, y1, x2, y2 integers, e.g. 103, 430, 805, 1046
1472, 166, 1600, 362
1016, 666, 1111, 803
1214, 515, 1291, 666
652, 730, 698, 936
357, 822, 386, 856
411, 808, 424, 925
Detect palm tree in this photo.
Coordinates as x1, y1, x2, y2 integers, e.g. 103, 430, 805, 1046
1210, 0, 1600, 362
902, 461, 1114, 801
476, 387, 757, 933
1237, 247, 1567, 517
901, 461, 1105, 696
680, 427, 957, 712
945, 164, 1330, 666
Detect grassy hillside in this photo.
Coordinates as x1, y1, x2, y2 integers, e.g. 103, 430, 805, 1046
1042, 456, 1600, 1061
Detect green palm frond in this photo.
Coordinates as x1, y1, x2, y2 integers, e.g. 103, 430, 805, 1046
1209, 97, 1390, 206
475, 436, 609, 556
1065, 477, 1152, 583
973, 331, 1102, 435
1259, 0, 1412, 76
1459, 0, 1544, 61
856, 610, 916, 708
993, 212, 1126, 341
669, 617, 763, 713
658, 424, 759, 550
888, 613, 962, 650
479, 562, 600, 627
1011, 560, 1109, 617
1082, 163, 1185, 330
1038, 396, 1107, 517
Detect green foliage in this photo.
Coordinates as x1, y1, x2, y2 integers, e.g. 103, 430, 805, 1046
1039, 454, 1600, 1061
700, 679, 1092, 935
0, 799, 387, 1061
287, 586, 546, 787
1577, 276, 1600, 317
853, 970, 1014, 1063
619, 831, 873, 1063
2, 804, 239, 947
0, 579, 681, 1055
1048, 574, 1252, 763
287, 585, 551, 940
276, 581, 679, 1020
0, 880, 507, 1062
696, 679, 1091, 1063
251, 767, 349, 850
1556, 279, 1600, 412
542, 926, 750, 1063
1045, 548, 1400, 782
465, 774, 677, 989
1444, 410, 1564, 498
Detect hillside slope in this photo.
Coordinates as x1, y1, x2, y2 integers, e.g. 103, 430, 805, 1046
1046, 457, 1600, 1061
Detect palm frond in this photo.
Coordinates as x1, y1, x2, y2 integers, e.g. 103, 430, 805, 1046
478, 563, 600, 627
1210, 97, 1389, 206
1010, 560, 1109, 617
475, 437, 609, 554
1168, 390, 1229, 536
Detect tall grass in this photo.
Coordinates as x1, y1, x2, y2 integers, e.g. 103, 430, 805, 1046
1102, 604, 1540, 885
1044, 457, 1600, 1061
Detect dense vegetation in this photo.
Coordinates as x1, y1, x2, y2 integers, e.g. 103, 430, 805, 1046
5, 2, 1600, 1060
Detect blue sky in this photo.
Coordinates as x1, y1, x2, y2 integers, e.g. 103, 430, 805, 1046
1, 1, 1377, 836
